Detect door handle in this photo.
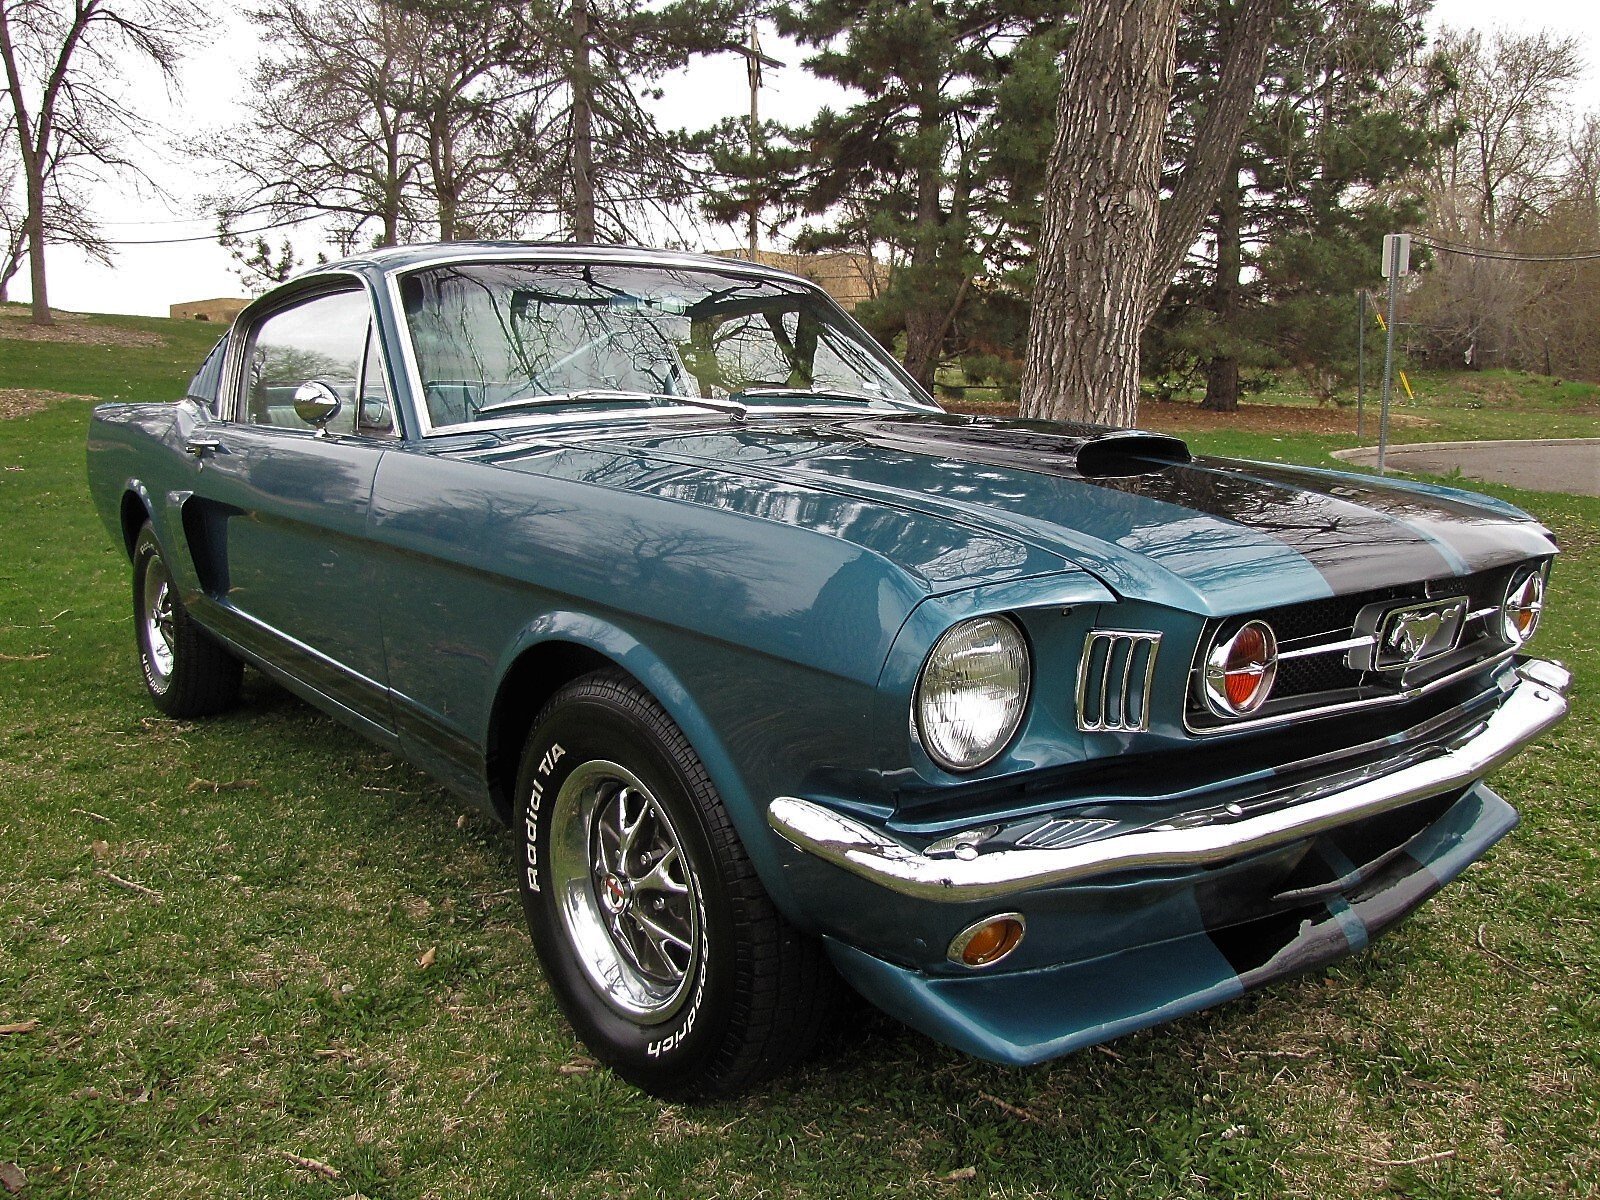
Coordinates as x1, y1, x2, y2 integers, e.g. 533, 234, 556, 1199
185, 435, 227, 458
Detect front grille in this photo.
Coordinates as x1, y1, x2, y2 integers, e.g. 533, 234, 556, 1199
1186, 564, 1530, 733
1078, 631, 1162, 732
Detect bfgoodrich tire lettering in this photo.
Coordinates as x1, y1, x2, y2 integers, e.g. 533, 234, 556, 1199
132, 523, 242, 718
515, 668, 834, 1098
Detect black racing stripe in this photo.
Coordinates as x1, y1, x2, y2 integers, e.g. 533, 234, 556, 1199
1207, 903, 1354, 982
841, 417, 1458, 591
1093, 461, 1458, 591
1344, 851, 1438, 939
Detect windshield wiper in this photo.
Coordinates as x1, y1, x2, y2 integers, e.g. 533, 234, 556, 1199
474, 389, 746, 420
732, 385, 911, 408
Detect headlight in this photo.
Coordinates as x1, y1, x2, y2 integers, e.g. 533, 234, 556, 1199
1501, 566, 1546, 645
1203, 620, 1278, 716
914, 615, 1030, 771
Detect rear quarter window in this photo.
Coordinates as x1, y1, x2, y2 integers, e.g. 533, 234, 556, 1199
185, 336, 228, 407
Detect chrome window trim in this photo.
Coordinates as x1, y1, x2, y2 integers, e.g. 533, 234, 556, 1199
381, 251, 941, 441
219, 270, 376, 428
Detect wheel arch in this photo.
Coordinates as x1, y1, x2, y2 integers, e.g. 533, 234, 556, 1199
484, 617, 750, 839
119, 484, 154, 560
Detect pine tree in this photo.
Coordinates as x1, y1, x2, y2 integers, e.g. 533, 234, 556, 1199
1158, 0, 1444, 411
772, 0, 1059, 391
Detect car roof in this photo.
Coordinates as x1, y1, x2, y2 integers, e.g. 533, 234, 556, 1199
306, 240, 819, 289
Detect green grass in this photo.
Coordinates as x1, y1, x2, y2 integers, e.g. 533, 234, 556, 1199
2, 311, 1597, 1198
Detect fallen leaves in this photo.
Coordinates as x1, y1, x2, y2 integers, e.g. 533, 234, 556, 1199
941, 1166, 976, 1182
417, 946, 437, 970
0, 1162, 24, 1195
0, 1021, 39, 1036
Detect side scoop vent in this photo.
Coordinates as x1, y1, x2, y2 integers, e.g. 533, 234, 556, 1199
1077, 630, 1162, 732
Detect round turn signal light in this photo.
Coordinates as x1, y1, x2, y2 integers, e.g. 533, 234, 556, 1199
948, 914, 1026, 968
1203, 619, 1279, 717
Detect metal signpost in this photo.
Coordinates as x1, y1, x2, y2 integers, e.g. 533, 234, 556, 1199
1377, 233, 1410, 474
1357, 290, 1366, 439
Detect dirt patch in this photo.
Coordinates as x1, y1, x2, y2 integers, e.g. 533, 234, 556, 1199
0, 388, 96, 419
0, 309, 164, 348
944, 396, 1436, 435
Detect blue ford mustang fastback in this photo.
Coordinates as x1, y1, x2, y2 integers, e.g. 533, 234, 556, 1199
87, 243, 1570, 1098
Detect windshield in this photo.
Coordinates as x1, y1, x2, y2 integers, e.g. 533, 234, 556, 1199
396, 260, 936, 429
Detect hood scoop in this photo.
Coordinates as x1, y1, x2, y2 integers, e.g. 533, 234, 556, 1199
844, 416, 1192, 478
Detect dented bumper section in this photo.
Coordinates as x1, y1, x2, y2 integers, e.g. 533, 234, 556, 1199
768, 659, 1570, 903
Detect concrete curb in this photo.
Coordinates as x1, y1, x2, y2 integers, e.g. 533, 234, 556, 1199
1332, 437, 1600, 464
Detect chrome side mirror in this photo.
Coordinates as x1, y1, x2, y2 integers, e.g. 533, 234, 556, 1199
292, 379, 343, 431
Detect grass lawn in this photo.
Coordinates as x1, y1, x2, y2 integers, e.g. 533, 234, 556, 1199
2, 307, 1596, 1198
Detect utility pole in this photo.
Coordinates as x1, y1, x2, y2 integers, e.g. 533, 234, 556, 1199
571, 0, 596, 243
726, 15, 782, 258
1378, 233, 1410, 475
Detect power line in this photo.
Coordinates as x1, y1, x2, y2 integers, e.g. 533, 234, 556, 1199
1413, 234, 1600, 264
97, 213, 323, 246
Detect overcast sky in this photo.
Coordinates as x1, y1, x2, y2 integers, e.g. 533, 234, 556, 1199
18, 0, 1600, 318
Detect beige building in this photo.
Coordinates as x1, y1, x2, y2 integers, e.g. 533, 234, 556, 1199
169, 297, 251, 324
709, 249, 886, 312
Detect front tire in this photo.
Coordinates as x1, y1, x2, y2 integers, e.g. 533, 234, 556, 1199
132, 523, 242, 718
516, 669, 833, 1098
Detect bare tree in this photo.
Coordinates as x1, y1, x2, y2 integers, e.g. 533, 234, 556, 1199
0, 0, 197, 324
1020, 0, 1282, 424
203, 0, 557, 255
1426, 28, 1582, 242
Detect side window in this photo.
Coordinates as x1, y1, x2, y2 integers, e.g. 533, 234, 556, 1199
355, 321, 398, 438
241, 290, 369, 436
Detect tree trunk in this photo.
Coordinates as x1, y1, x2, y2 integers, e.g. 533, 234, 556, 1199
1143, 0, 1282, 324
23, 166, 49, 324
571, 0, 596, 243
1019, 0, 1180, 425
901, 78, 948, 393
1201, 162, 1242, 412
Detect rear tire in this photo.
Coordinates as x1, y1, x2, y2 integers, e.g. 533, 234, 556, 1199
132, 523, 242, 718
515, 669, 834, 1098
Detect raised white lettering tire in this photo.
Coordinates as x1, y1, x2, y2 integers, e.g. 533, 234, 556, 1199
132, 523, 242, 718
515, 669, 834, 1098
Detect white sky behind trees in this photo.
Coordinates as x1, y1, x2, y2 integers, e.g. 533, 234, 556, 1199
16, 0, 1600, 317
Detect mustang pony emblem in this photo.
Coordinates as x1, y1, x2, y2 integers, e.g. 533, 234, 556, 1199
1386, 608, 1448, 660
1373, 597, 1468, 670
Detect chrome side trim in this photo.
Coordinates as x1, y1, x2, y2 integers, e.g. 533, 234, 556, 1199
1076, 630, 1161, 732
768, 660, 1570, 903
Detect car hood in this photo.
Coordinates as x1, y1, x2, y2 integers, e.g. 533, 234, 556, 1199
504, 412, 1557, 614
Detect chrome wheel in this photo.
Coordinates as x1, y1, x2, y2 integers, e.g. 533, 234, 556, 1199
548, 759, 703, 1024
141, 552, 177, 686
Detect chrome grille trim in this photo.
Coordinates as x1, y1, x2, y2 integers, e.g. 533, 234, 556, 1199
1076, 631, 1161, 732
1016, 817, 1117, 849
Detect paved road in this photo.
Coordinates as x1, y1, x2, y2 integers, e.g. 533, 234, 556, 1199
1333, 439, 1600, 498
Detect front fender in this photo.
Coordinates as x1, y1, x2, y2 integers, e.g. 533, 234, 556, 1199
490, 611, 812, 922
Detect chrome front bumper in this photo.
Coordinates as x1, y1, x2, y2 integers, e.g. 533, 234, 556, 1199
768, 658, 1571, 903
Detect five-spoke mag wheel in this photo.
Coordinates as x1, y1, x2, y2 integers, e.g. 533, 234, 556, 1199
516, 669, 835, 1098
549, 761, 703, 1023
